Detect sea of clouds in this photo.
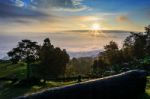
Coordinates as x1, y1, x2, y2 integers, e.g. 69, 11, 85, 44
0, 31, 130, 59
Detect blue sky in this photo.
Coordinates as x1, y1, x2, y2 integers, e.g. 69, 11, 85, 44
0, 0, 150, 32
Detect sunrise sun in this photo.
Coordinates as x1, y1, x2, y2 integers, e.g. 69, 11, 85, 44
91, 23, 101, 31
90, 23, 103, 36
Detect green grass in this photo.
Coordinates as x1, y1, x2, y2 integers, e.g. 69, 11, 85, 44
0, 80, 77, 99
0, 62, 78, 99
0, 61, 26, 79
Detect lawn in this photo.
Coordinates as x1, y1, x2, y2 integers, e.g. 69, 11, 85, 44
0, 61, 26, 79
0, 61, 78, 99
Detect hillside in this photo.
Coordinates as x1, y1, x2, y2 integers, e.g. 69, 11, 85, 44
0, 61, 149, 99
0, 61, 77, 99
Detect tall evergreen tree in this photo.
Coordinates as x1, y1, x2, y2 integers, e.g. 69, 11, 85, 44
38, 38, 69, 82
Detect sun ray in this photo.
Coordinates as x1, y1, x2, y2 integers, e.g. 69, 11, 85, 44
90, 23, 106, 36
91, 23, 101, 31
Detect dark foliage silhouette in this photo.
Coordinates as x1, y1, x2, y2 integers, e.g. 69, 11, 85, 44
7, 40, 40, 79
31, 38, 69, 83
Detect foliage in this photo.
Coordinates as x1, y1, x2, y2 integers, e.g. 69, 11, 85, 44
92, 25, 150, 76
7, 40, 40, 64
7, 38, 69, 82
7, 40, 40, 79
32, 38, 69, 82
92, 41, 123, 76
65, 57, 94, 77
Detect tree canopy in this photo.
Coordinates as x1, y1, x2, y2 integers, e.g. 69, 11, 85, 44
92, 25, 150, 76
8, 38, 69, 81
32, 38, 69, 82
8, 40, 40, 79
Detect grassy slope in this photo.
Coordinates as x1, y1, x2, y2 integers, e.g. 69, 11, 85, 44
0, 62, 77, 99
0, 80, 77, 99
0, 62, 26, 79
0, 62, 150, 99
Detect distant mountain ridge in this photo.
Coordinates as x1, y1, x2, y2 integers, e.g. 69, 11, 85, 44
65, 30, 132, 33
68, 50, 100, 58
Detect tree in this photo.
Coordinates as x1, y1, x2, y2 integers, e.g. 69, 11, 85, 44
123, 32, 147, 59
145, 25, 150, 55
92, 57, 108, 77
104, 41, 118, 51
122, 35, 134, 61
37, 38, 69, 82
66, 57, 93, 76
8, 40, 40, 79
92, 41, 123, 76
103, 41, 123, 65
92, 25, 150, 76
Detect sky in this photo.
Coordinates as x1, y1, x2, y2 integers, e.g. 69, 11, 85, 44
0, 0, 150, 33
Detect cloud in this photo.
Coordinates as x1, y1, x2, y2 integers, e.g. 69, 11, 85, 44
32, 0, 89, 12
0, 0, 89, 24
73, 16, 104, 22
0, 0, 89, 18
0, 1, 48, 18
0, 1, 69, 26
116, 15, 129, 22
